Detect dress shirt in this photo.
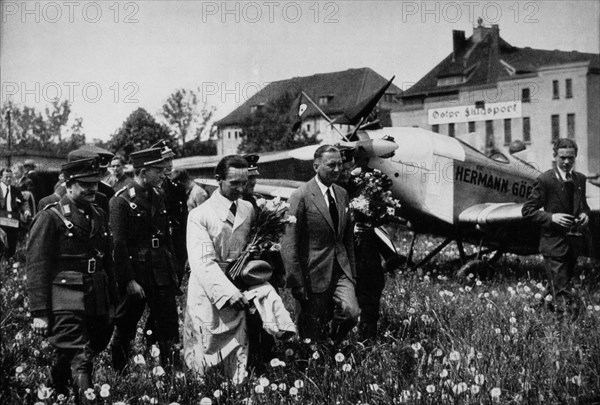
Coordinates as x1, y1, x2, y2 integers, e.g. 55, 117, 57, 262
315, 175, 337, 209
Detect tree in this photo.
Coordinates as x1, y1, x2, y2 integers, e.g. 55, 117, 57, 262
237, 92, 318, 154
160, 88, 216, 146
109, 108, 175, 159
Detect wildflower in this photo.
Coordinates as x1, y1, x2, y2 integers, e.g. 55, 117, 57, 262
594, 305, 600, 312
426, 384, 435, 393
439, 369, 449, 378
545, 294, 553, 302
270, 383, 278, 391
175, 371, 185, 379
57, 394, 66, 402
133, 354, 146, 365
259, 377, 270, 387
199, 397, 213, 405
490, 387, 501, 399
150, 398, 158, 404
494, 328, 501, 334
453, 382, 468, 395
471, 384, 480, 394
411, 342, 422, 351
303, 338, 311, 344
254, 385, 264, 394
213, 389, 222, 398
570, 375, 581, 386
100, 383, 110, 398
408, 307, 416, 314
509, 317, 516, 324
287, 215, 297, 224
152, 366, 165, 377
449, 351, 460, 361
150, 345, 160, 358
524, 286, 531, 293
368, 383, 379, 391
289, 387, 298, 396
84, 388, 96, 401
475, 374, 485, 385
464, 286, 472, 292
434, 348, 443, 357
285, 348, 294, 357
491, 290, 498, 297
335, 352, 345, 362
294, 380, 304, 389
37, 385, 53, 400
169, 403, 181, 405
510, 327, 518, 335
476, 280, 482, 286
15, 366, 23, 374
270, 358, 282, 367
146, 329, 153, 336
312, 351, 320, 360
342, 363, 352, 372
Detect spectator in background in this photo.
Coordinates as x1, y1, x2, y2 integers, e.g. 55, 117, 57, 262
107, 154, 133, 192
0, 167, 32, 258
170, 169, 208, 212
23, 159, 43, 205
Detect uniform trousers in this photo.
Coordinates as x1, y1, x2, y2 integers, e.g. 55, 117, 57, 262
49, 311, 113, 397
111, 285, 179, 371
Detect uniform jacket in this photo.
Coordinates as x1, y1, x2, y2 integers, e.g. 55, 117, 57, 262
26, 195, 116, 318
0, 184, 30, 225
522, 168, 591, 257
183, 189, 254, 380
109, 181, 178, 289
281, 177, 356, 293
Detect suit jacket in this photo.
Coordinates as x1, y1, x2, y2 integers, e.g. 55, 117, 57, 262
522, 168, 591, 257
0, 184, 31, 226
281, 177, 356, 294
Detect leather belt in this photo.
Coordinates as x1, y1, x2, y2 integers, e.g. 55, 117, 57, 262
58, 258, 102, 274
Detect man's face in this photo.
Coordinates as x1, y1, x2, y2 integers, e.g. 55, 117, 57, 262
219, 167, 248, 201
110, 159, 124, 177
314, 151, 342, 186
554, 147, 577, 173
1, 171, 13, 186
144, 166, 166, 188
13, 167, 24, 179
68, 181, 98, 204
164, 161, 173, 179
244, 175, 257, 195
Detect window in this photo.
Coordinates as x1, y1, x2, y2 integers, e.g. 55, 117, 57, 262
448, 123, 455, 138
468, 121, 475, 133
319, 96, 330, 105
306, 124, 311, 132
567, 113, 575, 139
523, 117, 531, 143
432, 124, 439, 133
566, 79, 573, 98
551, 114, 560, 142
228, 131, 231, 139
522, 88, 530, 103
486, 120, 494, 137
552, 80, 559, 99
504, 119, 512, 145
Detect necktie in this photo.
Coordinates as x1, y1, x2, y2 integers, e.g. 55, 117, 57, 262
565, 171, 572, 181
4, 186, 11, 212
227, 202, 237, 226
326, 188, 338, 232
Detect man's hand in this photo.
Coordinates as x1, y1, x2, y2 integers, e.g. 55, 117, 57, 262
227, 291, 249, 311
552, 213, 575, 228
127, 280, 145, 299
22, 210, 32, 222
578, 212, 590, 227
291, 286, 308, 303
32, 317, 49, 336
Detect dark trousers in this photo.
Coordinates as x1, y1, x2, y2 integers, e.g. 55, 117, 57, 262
111, 285, 179, 372
48, 312, 113, 397
544, 250, 577, 297
296, 264, 360, 343
247, 310, 275, 373
356, 268, 385, 340
1, 226, 18, 258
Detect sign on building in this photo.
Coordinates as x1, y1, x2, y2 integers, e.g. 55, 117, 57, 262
428, 101, 522, 125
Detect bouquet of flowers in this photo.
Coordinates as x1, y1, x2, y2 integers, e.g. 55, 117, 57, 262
227, 196, 296, 283
349, 168, 402, 231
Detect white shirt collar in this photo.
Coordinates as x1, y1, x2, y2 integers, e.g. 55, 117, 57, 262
212, 188, 239, 221
315, 175, 336, 200
556, 166, 571, 182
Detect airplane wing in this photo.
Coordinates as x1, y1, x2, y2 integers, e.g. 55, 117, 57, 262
458, 202, 525, 225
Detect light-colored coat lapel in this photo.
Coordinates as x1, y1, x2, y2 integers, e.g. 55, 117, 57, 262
308, 178, 336, 233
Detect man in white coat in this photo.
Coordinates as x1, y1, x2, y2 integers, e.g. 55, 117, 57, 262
183, 155, 254, 382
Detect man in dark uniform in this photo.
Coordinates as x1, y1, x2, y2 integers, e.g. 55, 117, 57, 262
109, 148, 180, 372
26, 157, 117, 399
67, 147, 115, 213
242, 154, 260, 210
336, 148, 404, 341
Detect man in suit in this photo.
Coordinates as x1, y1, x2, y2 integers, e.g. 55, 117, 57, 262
23, 160, 43, 205
106, 154, 133, 192
281, 145, 359, 343
522, 138, 591, 312
0, 167, 32, 258
109, 148, 180, 372
26, 157, 116, 399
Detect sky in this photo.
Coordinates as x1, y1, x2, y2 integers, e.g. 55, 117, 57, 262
1, 0, 599, 143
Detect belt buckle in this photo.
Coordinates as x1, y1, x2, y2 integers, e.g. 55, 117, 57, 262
87, 257, 96, 274
152, 238, 160, 249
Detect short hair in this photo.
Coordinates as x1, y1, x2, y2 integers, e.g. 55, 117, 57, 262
314, 145, 340, 160
0, 167, 12, 176
12, 162, 24, 172
23, 160, 36, 169
111, 154, 127, 165
171, 169, 190, 184
215, 155, 248, 179
553, 138, 578, 155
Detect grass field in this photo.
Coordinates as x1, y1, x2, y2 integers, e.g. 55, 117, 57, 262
2, 231, 599, 405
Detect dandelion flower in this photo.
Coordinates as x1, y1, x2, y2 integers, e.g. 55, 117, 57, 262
490, 387, 501, 399
100, 384, 110, 398
594, 305, 600, 312
303, 338, 311, 344
471, 384, 480, 394
453, 382, 468, 395
449, 351, 460, 361
254, 385, 264, 394
289, 387, 298, 396
15, 366, 23, 374
342, 363, 352, 372
426, 384, 435, 393
150, 345, 160, 358
335, 352, 345, 362
270, 358, 281, 367
84, 388, 96, 401
312, 351, 320, 360
571, 376, 581, 386
152, 366, 165, 377
270, 383, 277, 391
439, 369, 449, 378
368, 383, 379, 391
133, 354, 146, 365
509, 317, 516, 324
285, 348, 294, 357
294, 380, 304, 389
475, 374, 485, 385
411, 342, 422, 351
510, 327, 518, 335
494, 328, 501, 335
146, 329, 153, 336
434, 348, 443, 357
545, 294, 553, 302
476, 280, 482, 286
199, 398, 212, 405
37, 385, 52, 400
213, 389, 222, 398
259, 377, 270, 387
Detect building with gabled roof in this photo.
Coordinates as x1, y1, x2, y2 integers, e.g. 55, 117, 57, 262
216, 67, 401, 155
392, 20, 599, 176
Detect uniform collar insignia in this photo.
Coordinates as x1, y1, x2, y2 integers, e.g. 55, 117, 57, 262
62, 204, 71, 215
129, 187, 136, 198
